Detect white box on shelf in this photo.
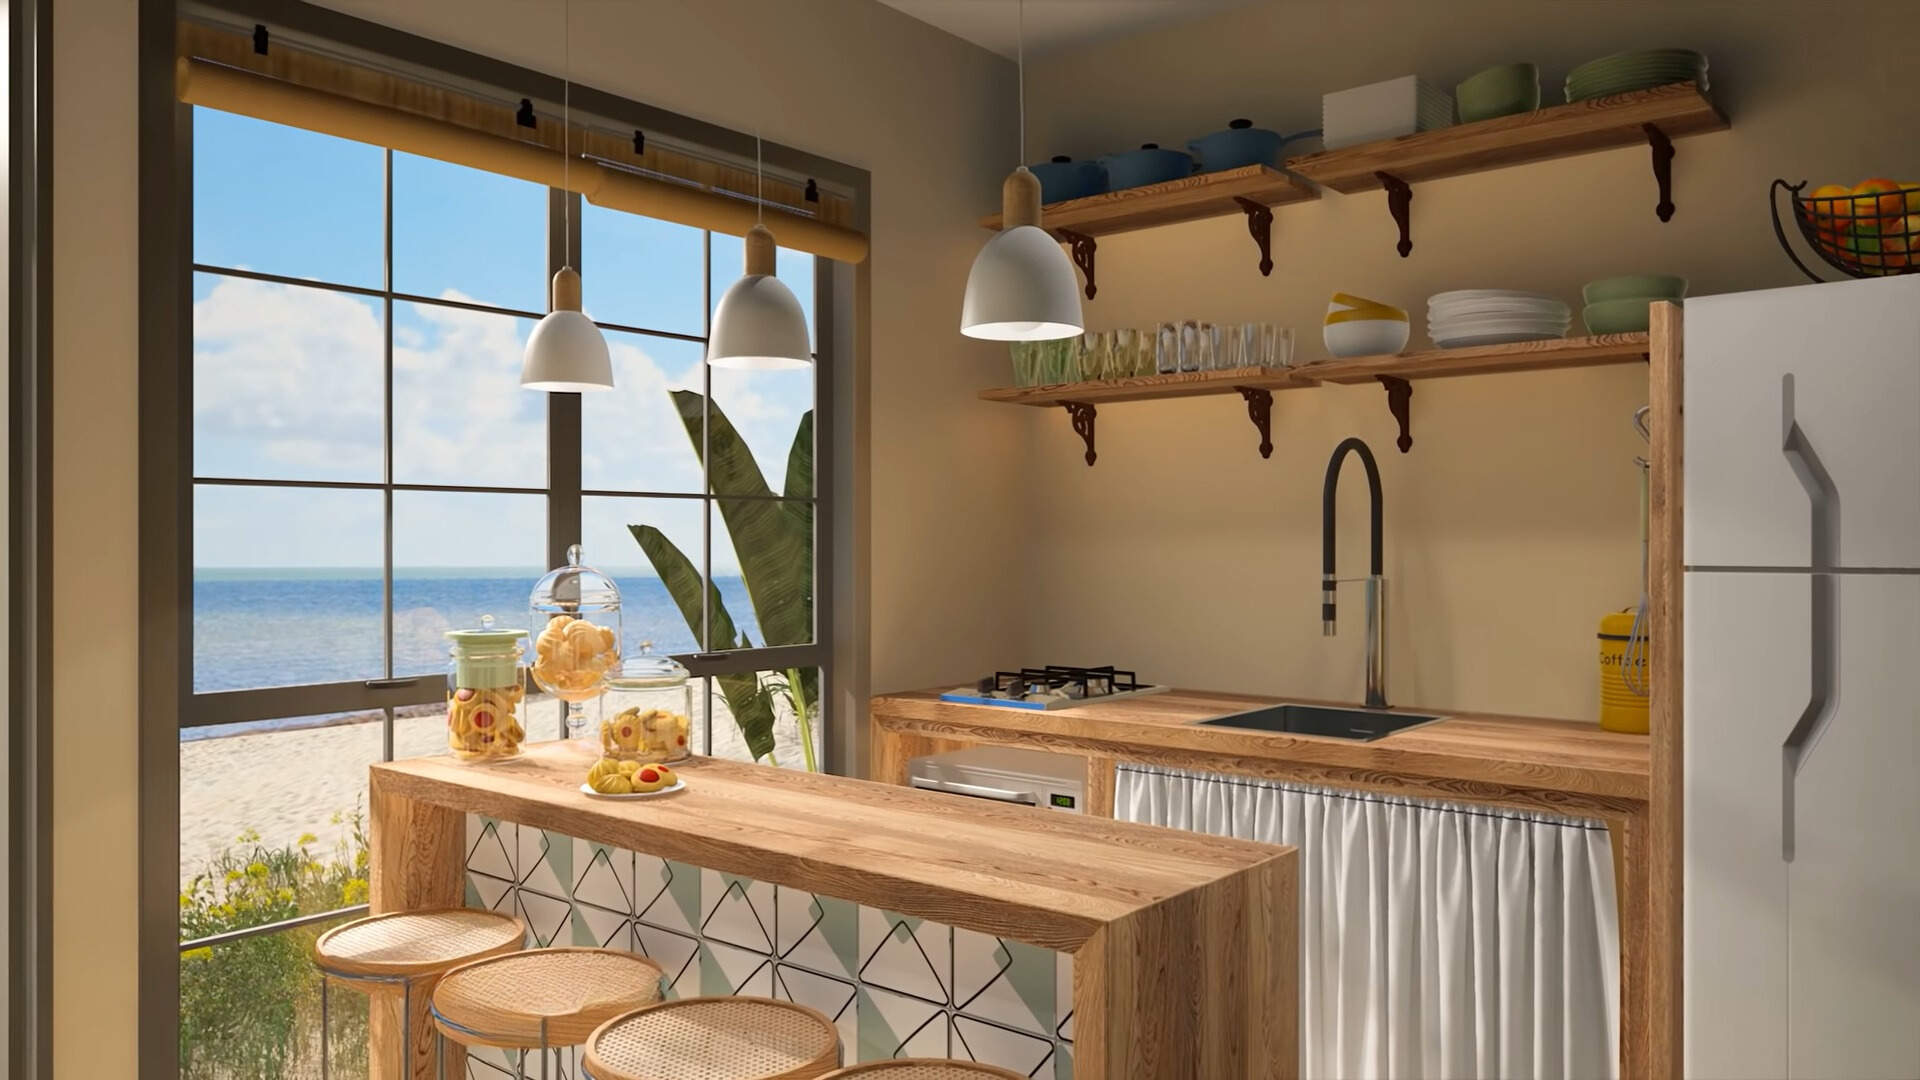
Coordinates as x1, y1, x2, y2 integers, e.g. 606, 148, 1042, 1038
1322, 75, 1454, 149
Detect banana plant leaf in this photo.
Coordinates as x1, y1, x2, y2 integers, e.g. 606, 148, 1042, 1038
781, 412, 819, 714
627, 523, 776, 762
668, 391, 813, 651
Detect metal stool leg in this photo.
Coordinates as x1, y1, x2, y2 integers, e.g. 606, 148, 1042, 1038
540, 1018, 549, 1080
402, 980, 413, 1080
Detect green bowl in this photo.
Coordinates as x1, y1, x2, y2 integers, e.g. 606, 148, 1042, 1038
1583, 297, 1682, 335
1456, 63, 1540, 123
1583, 274, 1688, 304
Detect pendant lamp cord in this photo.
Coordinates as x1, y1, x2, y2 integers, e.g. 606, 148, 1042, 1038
756, 130, 763, 226
562, 0, 572, 270
1016, 0, 1025, 164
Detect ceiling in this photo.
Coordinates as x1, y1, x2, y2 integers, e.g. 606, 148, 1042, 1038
877, 0, 1260, 59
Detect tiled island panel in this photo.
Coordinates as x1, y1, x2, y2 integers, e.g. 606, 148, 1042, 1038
465, 815, 1074, 1078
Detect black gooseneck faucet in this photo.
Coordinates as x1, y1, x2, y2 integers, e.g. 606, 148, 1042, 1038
1322, 437, 1387, 708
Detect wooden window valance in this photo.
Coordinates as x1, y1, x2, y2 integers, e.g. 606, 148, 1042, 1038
177, 21, 869, 265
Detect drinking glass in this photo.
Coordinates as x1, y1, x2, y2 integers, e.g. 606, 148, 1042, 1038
1010, 342, 1039, 386
1157, 323, 1180, 374
1084, 330, 1114, 380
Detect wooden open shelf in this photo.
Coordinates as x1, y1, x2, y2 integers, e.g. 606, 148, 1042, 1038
1287, 82, 1727, 194
978, 164, 1317, 235
1293, 332, 1652, 384
977, 365, 1311, 406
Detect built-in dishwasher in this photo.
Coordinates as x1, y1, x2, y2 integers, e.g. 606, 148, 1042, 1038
907, 746, 1085, 813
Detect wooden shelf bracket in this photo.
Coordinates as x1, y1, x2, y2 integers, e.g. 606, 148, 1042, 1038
1237, 387, 1275, 458
1233, 197, 1276, 276
1645, 123, 1676, 222
1378, 375, 1414, 452
1058, 229, 1098, 300
1377, 171, 1414, 257
1061, 401, 1098, 465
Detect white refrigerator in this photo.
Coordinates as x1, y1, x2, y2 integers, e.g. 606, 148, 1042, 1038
1684, 275, 1920, 1078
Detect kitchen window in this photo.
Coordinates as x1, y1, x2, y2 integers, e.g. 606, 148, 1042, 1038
179, 104, 832, 1074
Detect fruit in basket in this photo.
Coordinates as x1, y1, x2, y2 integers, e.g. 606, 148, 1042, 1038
1852, 179, 1909, 226
1803, 183, 1856, 229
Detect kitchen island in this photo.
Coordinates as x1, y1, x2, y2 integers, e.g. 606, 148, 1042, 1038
871, 687, 1652, 1079
369, 741, 1299, 1080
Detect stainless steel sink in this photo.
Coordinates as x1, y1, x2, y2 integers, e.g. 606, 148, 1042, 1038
1195, 703, 1444, 741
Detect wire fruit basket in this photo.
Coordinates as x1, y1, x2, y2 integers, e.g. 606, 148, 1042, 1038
1771, 178, 1920, 282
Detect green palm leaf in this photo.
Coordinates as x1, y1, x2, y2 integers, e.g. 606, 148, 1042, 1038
627, 524, 775, 762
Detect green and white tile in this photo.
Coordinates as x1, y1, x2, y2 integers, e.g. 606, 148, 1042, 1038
633, 923, 700, 998
569, 899, 630, 950
571, 839, 633, 913
634, 854, 702, 934
857, 984, 951, 1060
858, 908, 951, 1005
698, 939, 775, 997
954, 927, 1056, 1037
517, 826, 572, 900
774, 963, 858, 1051
775, 886, 860, 981
466, 816, 515, 880
954, 1015, 1056, 1077
700, 868, 774, 954
1056, 949, 1074, 1044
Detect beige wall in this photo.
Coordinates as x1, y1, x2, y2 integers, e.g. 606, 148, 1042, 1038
51, 0, 140, 1075
1016, 0, 1920, 721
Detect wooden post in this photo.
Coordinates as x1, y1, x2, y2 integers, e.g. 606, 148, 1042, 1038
367, 777, 467, 1080
1646, 301, 1686, 1077
868, 721, 971, 787
1084, 755, 1117, 817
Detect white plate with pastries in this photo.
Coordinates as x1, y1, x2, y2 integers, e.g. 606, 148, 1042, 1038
580, 779, 687, 800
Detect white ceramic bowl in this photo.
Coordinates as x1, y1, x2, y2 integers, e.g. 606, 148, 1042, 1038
1324, 317, 1411, 358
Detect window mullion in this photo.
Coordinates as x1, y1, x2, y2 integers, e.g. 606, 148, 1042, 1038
382, 147, 397, 763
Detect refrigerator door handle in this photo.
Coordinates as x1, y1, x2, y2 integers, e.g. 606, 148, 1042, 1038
1780, 373, 1841, 863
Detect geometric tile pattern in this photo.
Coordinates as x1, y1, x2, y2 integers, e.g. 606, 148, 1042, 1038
463, 815, 1074, 1078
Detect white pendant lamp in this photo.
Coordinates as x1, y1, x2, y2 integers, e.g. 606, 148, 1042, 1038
521, 0, 614, 393
709, 135, 811, 369
960, 0, 1083, 342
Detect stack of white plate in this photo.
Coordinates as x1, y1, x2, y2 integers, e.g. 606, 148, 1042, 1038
1427, 290, 1571, 348
1322, 76, 1455, 150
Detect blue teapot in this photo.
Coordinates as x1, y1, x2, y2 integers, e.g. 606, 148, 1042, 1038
1026, 155, 1108, 204
1097, 143, 1196, 191
1188, 119, 1323, 173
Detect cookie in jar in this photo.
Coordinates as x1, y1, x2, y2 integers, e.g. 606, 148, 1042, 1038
599, 646, 693, 763
444, 617, 529, 761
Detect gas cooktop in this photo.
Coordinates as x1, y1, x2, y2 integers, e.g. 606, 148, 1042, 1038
939, 665, 1170, 711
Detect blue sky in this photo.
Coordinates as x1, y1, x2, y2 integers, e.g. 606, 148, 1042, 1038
190, 108, 814, 575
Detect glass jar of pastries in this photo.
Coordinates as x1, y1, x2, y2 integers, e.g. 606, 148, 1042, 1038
444, 616, 529, 761
528, 544, 623, 738
598, 645, 693, 764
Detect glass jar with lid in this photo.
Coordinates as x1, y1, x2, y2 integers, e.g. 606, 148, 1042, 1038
529, 544, 623, 738
598, 644, 693, 764
444, 615, 529, 761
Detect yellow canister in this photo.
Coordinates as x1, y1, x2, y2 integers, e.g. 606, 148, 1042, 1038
1598, 611, 1650, 734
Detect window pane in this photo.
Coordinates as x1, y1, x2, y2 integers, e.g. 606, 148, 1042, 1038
582, 204, 706, 335
708, 366, 813, 498
193, 273, 386, 483
180, 911, 366, 1080
392, 301, 546, 488
581, 331, 706, 494
714, 498, 809, 649
192, 108, 384, 288
710, 232, 816, 351
391, 491, 548, 677
392, 152, 547, 312
706, 667, 822, 769
581, 495, 719, 655
194, 486, 385, 692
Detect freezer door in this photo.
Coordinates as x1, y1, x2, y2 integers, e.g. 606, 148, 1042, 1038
1786, 574, 1920, 1078
1685, 276, 1920, 570
1685, 570, 1800, 1078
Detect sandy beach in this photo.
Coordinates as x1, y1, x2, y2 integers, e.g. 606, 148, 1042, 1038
180, 689, 818, 888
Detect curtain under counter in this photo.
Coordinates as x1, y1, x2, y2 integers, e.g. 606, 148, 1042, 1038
1117, 763, 1618, 1080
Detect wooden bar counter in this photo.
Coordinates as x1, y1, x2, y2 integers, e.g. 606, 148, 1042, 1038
369, 741, 1300, 1080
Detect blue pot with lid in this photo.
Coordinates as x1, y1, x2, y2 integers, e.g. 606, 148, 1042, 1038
1097, 143, 1195, 191
1188, 119, 1323, 173
1026, 155, 1108, 204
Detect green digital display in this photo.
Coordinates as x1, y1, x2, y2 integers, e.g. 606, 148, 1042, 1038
1050, 793, 1076, 809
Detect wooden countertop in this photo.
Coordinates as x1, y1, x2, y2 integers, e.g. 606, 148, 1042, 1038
872, 687, 1650, 817
371, 740, 1287, 952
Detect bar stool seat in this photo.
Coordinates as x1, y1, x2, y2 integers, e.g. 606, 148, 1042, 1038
583, 997, 842, 1080
431, 947, 665, 1049
818, 1061, 1028, 1079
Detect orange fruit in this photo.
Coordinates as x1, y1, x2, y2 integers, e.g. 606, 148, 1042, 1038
1803, 183, 1856, 230
1852, 178, 1908, 226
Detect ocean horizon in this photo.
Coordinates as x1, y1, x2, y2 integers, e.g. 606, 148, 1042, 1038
190, 567, 765, 738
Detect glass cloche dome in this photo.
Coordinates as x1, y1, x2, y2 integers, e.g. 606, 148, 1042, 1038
528, 544, 623, 737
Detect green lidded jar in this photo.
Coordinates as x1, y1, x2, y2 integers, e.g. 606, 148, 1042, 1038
444, 615, 529, 762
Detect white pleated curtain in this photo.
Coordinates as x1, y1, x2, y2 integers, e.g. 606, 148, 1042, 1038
1117, 765, 1618, 1080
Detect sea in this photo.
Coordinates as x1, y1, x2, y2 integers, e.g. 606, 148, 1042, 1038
189, 568, 762, 738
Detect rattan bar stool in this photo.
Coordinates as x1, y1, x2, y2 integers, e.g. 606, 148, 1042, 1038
312, 908, 525, 1080
582, 996, 843, 1080
429, 947, 665, 1080
818, 1061, 1027, 1079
